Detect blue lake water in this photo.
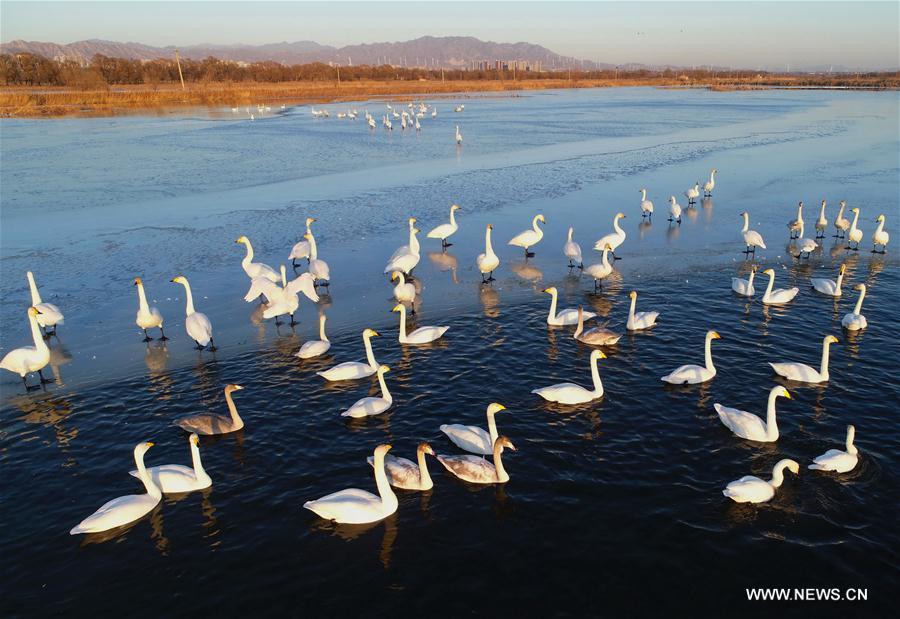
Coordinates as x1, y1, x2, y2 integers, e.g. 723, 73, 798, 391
1, 87, 898, 616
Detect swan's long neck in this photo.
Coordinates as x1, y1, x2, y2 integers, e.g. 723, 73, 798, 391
377, 370, 392, 402
135, 447, 161, 500
484, 227, 495, 257
628, 295, 637, 322
486, 410, 499, 446
417, 448, 433, 487
765, 391, 780, 440
764, 272, 775, 297
818, 202, 826, 219
547, 290, 558, 322
180, 281, 196, 315
819, 338, 832, 379
492, 442, 509, 482
26, 272, 42, 305
850, 210, 859, 232
190, 440, 211, 484
574, 308, 584, 338
28, 311, 49, 353
709, 170, 716, 182
567, 227, 573, 242
363, 333, 377, 369
242, 241, 254, 266
397, 306, 407, 341
640, 188, 647, 201
590, 355, 604, 396
308, 234, 318, 260
373, 450, 398, 510
613, 216, 624, 236
136, 282, 150, 313
741, 212, 749, 233
835, 269, 844, 292
747, 269, 756, 286
449, 208, 457, 228
318, 315, 328, 341
601, 247, 610, 270
769, 461, 789, 488
846, 427, 857, 455
225, 390, 243, 427
853, 286, 866, 314
796, 203, 803, 220
798, 219, 805, 238
704, 334, 715, 373
410, 229, 420, 255
532, 215, 542, 233
874, 218, 885, 236
836, 203, 845, 221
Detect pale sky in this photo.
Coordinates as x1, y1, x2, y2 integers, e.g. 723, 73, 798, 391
1, 1, 898, 70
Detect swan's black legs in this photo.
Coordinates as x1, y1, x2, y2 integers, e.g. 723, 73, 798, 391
159, 327, 168, 341
142, 329, 153, 342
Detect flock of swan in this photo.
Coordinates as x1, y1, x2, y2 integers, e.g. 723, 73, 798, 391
0, 157, 889, 534
306, 100, 467, 145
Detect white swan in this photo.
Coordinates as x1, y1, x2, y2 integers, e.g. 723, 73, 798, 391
440, 403, 507, 455
626, 290, 659, 331
367, 442, 435, 491
639, 188, 654, 218
584, 245, 614, 292
594, 213, 627, 258
846, 207, 863, 250
544, 286, 596, 326
715, 386, 790, 442
769, 335, 838, 383
389, 219, 418, 262
476, 224, 500, 282
393, 304, 448, 344
129, 433, 211, 493
814, 200, 828, 238
668, 196, 682, 224
508, 214, 545, 257
809, 425, 859, 473
810, 264, 846, 296
661, 330, 721, 384
841, 284, 868, 330
739, 211, 767, 255
70, 442, 161, 534
236, 236, 279, 282
723, 459, 799, 503
563, 227, 583, 268
703, 168, 717, 197
787, 201, 804, 239
0, 306, 51, 388
761, 269, 798, 305
26, 271, 64, 335
427, 204, 460, 247
833, 201, 849, 238
437, 436, 516, 484
872, 214, 889, 253
391, 271, 416, 303
341, 365, 392, 418
170, 276, 215, 350
317, 328, 380, 381
532, 349, 606, 404
384, 220, 421, 275
305, 233, 330, 286
134, 277, 166, 341
574, 306, 621, 346
685, 182, 700, 205
731, 265, 757, 296
793, 220, 818, 259
304, 444, 398, 524
288, 217, 316, 265
296, 314, 331, 359
244, 267, 318, 325
455, 125, 462, 144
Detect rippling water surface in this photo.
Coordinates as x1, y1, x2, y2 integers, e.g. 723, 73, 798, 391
1, 88, 898, 616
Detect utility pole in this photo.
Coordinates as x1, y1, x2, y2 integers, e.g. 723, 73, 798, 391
441, 67, 445, 83
336, 65, 340, 85
174, 49, 185, 91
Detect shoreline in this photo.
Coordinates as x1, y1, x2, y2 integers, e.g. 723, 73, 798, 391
2, 75, 898, 118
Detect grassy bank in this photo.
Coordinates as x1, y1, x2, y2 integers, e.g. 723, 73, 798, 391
2, 74, 898, 117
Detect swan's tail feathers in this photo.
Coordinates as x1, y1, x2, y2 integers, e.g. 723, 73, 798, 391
758, 241, 767, 249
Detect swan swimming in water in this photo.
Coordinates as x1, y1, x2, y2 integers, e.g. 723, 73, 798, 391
296, 314, 331, 359
872, 214, 889, 253
761, 269, 798, 305
723, 459, 799, 504
440, 403, 507, 455
573, 306, 621, 346
739, 211, 766, 255
715, 386, 790, 442
731, 265, 757, 296
476, 224, 500, 283
563, 227, 583, 268
70, 441, 162, 535
810, 264, 846, 297
393, 304, 448, 344
809, 425, 859, 473
437, 436, 516, 484
134, 277, 166, 341
391, 271, 416, 304
427, 204, 460, 248
175, 384, 245, 435
341, 365, 392, 418
0, 306, 51, 389
703, 169, 717, 197
661, 330, 721, 385
639, 188, 654, 219
841, 284, 868, 331
769, 335, 838, 384
367, 442, 435, 491
626, 290, 659, 331
508, 214, 545, 257
317, 328, 381, 381
25, 271, 64, 336
544, 286, 596, 325
304, 444, 398, 524
170, 275, 216, 350
787, 202, 804, 239
288, 217, 316, 266
129, 433, 211, 493
594, 213, 627, 259
236, 236, 280, 283
532, 349, 607, 404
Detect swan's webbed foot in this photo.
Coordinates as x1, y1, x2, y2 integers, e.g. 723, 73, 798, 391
24, 379, 41, 392
525, 250, 535, 258
578, 263, 584, 270
159, 330, 169, 341
142, 336, 153, 342
275, 318, 284, 326
208, 339, 217, 352
38, 369, 52, 384
290, 316, 298, 326
194, 340, 205, 350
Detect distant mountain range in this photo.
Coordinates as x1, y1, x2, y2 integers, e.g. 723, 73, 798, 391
0, 36, 607, 69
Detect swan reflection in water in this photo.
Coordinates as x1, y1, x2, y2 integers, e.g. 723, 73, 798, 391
479, 283, 500, 318
701, 197, 714, 223
310, 513, 399, 568
638, 220, 653, 239
428, 251, 459, 284
10, 392, 77, 452
509, 261, 542, 283
47, 341, 73, 385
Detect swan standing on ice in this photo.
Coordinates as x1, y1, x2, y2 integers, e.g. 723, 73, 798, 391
393, 304, 448, 344
761, 269, 798, 305
304, 444, 398, 524
872, 214, 889, 253
296, 314, 331, 359
0, 307, 51, 389
809, 425, 859, 473
170, 276, 216, 350
476, 224, 500, 283
574, 306, 621, 346
244, 267, 318, 326
685, 182, 700, 205
236, 236, 279, 282
563, 227, 583, 268
544, 286, 596, 326
25, 271, 64, 337
769, 335, 838, 383
288, 217, 316, 266
841, 284, 868, 331
846, 207, 863, 250
703, 169, 717, 197
175, 384, 245, 435
731, 265, 757, 296
533, 349, 607, 404
814, 200, 828, 239
341, 365, 392, 418
134, 278, 166, 341
714, 386, 790, 442
594, 213, 627, 260
305, 233, 330, 288
70, 441, 161, 535
367, 442, 435, 491
391, 271, 416, 304
508, 214, 545, 257
584, 245, 614, 292
626, 290, 659, 331
427, 204, 460, 248
639, 188, 654, 219
661, 330, 721, 385
787, 202, 804, 239
440, 403, 507, 455
455, 125, 462, 144
739, 211, 767, 255
437, 436, 516, 484
668, 196, 682, 224
317, 328, 380, 381
384, 219, 421, 276
793, 220, 818, 259
130, 433, 211, 493
723, 459, 799, 503
833, 201, 849, 238
810, 264, 846, 297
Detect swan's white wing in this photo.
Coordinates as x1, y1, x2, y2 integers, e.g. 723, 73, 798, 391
303, 488, 384, 523
132, 465, 206, 493
244, 277, 282, 304
341, 396, 391, 418
427, 223, 454, 239
288, 239, 311, 260
723, 477, 773, 503
439, 424, 491, 455
508, 230, 538, 247
809, 450, 857, 472
285, 272, 319, 302
316, 362, 375, 381
810, 278, 837, 295
185, 313, 213, 345
769, 362, 821, 382
714, 403, 767, 440
532, 382, 593, 404
297, 340, 331, 359
437, 455, 497, 484
70, 494, 158, 534
661, 364, 709, 384
367, 455, 421, 489
310, 259, 330, 281
35, 302, 64, 325
407, 326, 448, 343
